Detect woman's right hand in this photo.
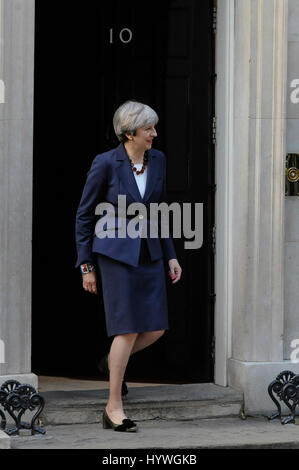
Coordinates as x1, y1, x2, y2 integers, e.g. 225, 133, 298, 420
82, 271, 98, 294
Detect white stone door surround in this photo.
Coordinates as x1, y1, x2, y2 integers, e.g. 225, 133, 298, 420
215, 0, 299, 413
1, 0, 298, 415
0, 0, 37, 389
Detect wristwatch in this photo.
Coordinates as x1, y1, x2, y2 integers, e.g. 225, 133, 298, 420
80, 263, 95, 274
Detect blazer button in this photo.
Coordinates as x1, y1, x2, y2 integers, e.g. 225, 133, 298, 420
138, 214, 144, 219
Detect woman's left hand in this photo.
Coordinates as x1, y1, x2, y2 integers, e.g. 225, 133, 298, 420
168, 259, 182, 284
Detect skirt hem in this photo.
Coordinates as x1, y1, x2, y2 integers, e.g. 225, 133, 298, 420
107, 326, 169, 338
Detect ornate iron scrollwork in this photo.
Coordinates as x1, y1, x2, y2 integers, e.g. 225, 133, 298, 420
268, 370, 299, 424
0, 380, 46, 436
268, 370, 295, 421
281, 375, 299, 425
0, 389, 7, 430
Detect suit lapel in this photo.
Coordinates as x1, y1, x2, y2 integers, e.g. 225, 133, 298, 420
142, 151, 159, 203
115, 142, 158, 203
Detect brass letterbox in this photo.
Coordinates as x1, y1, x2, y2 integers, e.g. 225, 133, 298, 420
286, 153, 299, 196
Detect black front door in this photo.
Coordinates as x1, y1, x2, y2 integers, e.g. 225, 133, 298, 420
32, 0, 215, 383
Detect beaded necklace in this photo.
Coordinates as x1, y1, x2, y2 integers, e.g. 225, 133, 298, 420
128, 151, 148, 175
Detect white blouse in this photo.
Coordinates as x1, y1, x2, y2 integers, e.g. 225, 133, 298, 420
133, 163, 147, 198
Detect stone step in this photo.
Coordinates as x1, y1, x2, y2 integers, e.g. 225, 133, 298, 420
10, 417, 299, 450
39, 383, 243, 426
0, 430, 11, 449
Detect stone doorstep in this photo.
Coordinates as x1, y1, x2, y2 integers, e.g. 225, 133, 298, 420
9, 417, 299, 450
0, 430, 11, 449
39, 383, 244, 426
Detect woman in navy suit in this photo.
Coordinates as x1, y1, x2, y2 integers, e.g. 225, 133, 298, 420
75, 100, 182, 432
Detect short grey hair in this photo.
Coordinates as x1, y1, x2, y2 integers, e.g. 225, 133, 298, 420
113, 100, 159, 142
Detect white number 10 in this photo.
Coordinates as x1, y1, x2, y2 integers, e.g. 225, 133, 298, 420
109, 28, 133, 44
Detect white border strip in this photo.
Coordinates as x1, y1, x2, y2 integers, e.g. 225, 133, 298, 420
0, 0, 4, 103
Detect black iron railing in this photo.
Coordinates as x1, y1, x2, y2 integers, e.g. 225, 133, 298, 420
0, 380, 45, 436
268, 370, 299, 424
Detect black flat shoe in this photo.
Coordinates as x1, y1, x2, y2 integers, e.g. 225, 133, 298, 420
97, 353, 129, 397
102, 408, 137, 432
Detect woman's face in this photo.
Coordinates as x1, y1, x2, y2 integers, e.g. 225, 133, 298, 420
133, 124, 157, 150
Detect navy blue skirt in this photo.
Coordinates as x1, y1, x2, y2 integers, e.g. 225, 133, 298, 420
95, 238, 169, 337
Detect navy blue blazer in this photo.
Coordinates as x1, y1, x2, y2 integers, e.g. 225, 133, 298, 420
75, 142, 177, 268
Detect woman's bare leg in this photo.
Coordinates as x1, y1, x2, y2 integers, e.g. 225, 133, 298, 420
106, 332, 138, 424
106, 330, 164, 423
130, 330, 165, 355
